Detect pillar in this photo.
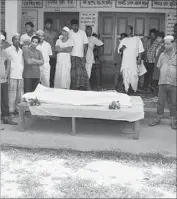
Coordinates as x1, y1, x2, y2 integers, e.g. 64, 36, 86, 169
5, 0, 22, 43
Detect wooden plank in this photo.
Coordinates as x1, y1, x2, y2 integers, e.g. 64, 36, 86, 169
71, 117, 76, 136
133, 120, 140, 140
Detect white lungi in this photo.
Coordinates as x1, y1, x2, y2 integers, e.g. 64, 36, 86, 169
40, 63, 50, 87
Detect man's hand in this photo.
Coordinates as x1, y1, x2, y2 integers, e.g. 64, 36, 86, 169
119, 45, 126, 53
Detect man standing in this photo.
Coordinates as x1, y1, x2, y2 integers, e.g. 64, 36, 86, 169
144, 29, 159, 91
20, 22, 36, 46
0, 34, 17, 125
174, 23, 177, 41
44, 18, 58, 88
36, 30, 52, 87
149, 36, 176, 129
118, 25, 144, 94
70, 19, 90, 90
85, 26, 103, 79
5, 33, 24, 116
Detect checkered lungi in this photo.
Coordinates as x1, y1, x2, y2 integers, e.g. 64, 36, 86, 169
70, 56, 90, 90
8, 78, 24, 113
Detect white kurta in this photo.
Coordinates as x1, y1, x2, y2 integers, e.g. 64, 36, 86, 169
86, 36, 103, 78
55, 38, 74, 89
118, 36, 144, 92
37, 41, 52, 87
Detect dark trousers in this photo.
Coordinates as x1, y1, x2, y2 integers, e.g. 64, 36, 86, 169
24, 78, 40, 93
49, 57, 56, 88
1, 82, 10, 117
157, 84, 176, 117
144, 62, 155, 88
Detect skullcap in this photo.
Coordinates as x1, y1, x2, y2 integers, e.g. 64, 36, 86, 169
36, 30, 44, 35
164, 35, 174, 41
12, 33, 20, 39
62, 26, 70, 33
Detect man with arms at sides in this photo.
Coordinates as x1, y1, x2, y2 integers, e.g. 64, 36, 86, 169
44, 18, 58, 88
174, 23, 177, 42
149, 36, 176, 129
20, 22, 36, 46
85, 25, 103, 79
36, 30, 52, 87
5, 33, 24, 117
0, 34, 17, 125
70, 19, 90, 91
118, 25, 144, 94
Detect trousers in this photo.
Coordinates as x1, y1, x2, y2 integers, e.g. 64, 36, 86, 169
1, 82, 9, 117
24, 78, 40, 93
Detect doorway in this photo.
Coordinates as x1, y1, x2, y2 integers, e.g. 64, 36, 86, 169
44, 12, 79, 33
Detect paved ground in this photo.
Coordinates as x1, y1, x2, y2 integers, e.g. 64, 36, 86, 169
1, 116, 176, 157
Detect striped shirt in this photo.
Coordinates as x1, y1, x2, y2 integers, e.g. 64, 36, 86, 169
146, 39, 159, 63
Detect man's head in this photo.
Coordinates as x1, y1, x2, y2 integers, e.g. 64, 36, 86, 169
25, 22, 34, 33
126, 25, 133, 36
174, 23, 177, 38
149, 28, 157, 40
85, 26, 92, 37
31, 36, 40, 48
164, 35, 175, 51
44, 18, 53, 30
61, 26, 70, 37
12, 33, 20, 47
36, 30, 44, 43
1, 30, 7, 40
120, 33, 128, 40
156, 31, 165, 42
71, 19, 79, 33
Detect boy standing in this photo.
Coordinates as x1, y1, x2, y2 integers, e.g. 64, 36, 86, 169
149, 36, 176, 129
36, 30, 52, 87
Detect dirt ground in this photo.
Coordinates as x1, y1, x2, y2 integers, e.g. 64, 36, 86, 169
1, 145, 176, 198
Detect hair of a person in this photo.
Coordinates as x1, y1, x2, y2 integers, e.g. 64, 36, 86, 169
156, 31, 165, 38
45, 18, 53, 25
31, 36, 40, 43
127, 25, 133, 32
86, 25, 92, 29
149, 28, 157, 35
25, 22, 34, 28
1, 30, 7, 40
92, 33, 98, 38
120, 33, 128, 38
174, 23, 177, 27
71, 19, 79, 25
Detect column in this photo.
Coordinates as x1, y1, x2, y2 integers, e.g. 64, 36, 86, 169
5, 0, 22, 43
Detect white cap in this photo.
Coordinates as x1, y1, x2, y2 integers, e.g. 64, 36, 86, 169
164, 35, 174, 41
12, 33, 20, 39
0, 34, 5, 41
62, 26, 70, 33
36, 30, 44, 35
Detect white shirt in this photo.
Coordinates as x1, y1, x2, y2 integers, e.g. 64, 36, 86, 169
5, 45, 24, 79
20, 32, 36, 45
86, 36, 103, 64
70, 29, 88, 57
36, 41, 52, 63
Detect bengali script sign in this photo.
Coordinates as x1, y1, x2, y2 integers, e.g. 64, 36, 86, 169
116, 0, 148, 8
80, 0, 112, 8
21, 10, 38, 34
79, 12, 98, 33
1, 0, 5, 9
1, 10, 5, 31
152, 0, 177, 8
22, 0, 43, 8
45, 0, 77, 8
166, 13, 177, 35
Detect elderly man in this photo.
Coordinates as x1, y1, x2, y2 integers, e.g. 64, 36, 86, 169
36, 30, 52, 87
149, 36, 176, 129
0, 34, 17, 125
5, 33, 24, 116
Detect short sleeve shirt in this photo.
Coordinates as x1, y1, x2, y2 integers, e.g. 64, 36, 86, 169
70, 29, 88, 57
36, 41, 52, 63
157, 49, 176, 86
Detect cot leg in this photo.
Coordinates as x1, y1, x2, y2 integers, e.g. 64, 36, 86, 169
18, 108, 25, 132
71, 117, 76, 135
133, 120, 140, 140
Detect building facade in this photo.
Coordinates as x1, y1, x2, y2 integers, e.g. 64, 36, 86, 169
1, 0, 176, 86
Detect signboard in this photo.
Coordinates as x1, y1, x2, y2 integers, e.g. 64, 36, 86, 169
1, 10, 5, 30
116, 0, 148, 8
22, 0, 43, 8
45, 0, 77, 8
79, 12, 98, 33
80, 0, 112, 8
166, 13, 177, 35
152, 0, 177, 9
21, 10, 38, 34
